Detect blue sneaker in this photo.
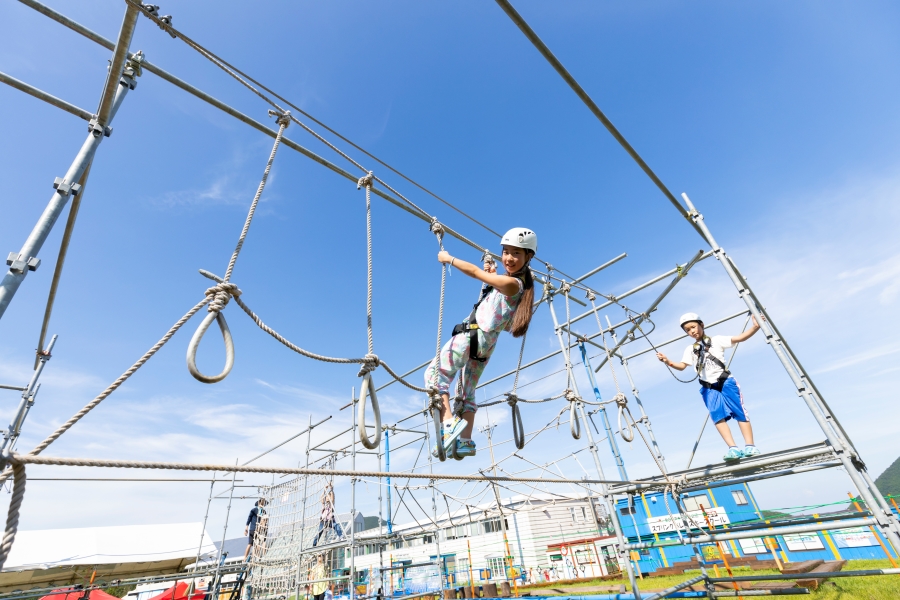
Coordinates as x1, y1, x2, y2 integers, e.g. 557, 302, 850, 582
723, 447, 743, 461
456, 439, 476, 458
432, 418, 466, 457
742, 445, 761, 458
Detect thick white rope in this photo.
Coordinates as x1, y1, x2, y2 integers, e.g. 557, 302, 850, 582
0, 461, 25, 570
187, 113, 289, 384
0, 298, 210, 487
356, 171, 382, 450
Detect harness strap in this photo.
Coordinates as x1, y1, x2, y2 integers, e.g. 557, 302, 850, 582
694, 338, 731, 384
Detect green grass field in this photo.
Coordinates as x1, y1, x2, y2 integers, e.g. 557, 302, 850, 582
521, 559, 898, 598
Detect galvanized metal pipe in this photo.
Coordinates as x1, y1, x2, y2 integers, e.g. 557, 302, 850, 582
679, 460, 842, 494
625, 517, 877, 550
594, 249, 705, 373
608, 442, 835, 494
545, 295, 642, 599
623, 310, 749, 360
95, 4, 139, 125
0, 71, 93, 121
680, 192, 900, 551
0, 33, 136, 320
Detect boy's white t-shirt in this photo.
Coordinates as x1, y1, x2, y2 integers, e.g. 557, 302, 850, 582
682, 335, 734, 383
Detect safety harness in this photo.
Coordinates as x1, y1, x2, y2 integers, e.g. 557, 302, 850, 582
451, 272, 527, 363
693, 336, 731, 391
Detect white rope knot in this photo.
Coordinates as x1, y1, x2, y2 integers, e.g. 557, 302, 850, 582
585, 290, 596, 302
613, 392, 628, 408
559, 281, 572, 296
357, 171, 374, 190
357, 353, 380, 377
205, 282, 241, 313
481, 250, 496, 267
505, 393, 519, 407
268, 109, 292, 127
564, 389, 580, 403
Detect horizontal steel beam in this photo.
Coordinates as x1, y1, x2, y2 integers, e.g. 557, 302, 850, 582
709, 568, 900, 583
679, 460, 843, 494
608, 442, 835, 493
0, 71, 93, 121
625, 517, 877, 549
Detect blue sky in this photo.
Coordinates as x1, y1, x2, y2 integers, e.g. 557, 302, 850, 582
1, 0, 900, 547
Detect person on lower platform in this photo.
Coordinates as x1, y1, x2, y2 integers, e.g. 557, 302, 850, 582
655, 312, 764, 461
424, 227, 537, 459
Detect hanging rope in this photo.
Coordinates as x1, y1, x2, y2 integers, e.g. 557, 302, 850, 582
564, 389, 581, 440
0, 460, 24, 570
427, 219, 448, 462
187, 110, 290, 383
356, 171, 381, 450
614, 392, 635, 443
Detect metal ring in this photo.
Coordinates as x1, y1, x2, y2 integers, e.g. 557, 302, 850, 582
358, 373, 382, 450
512, 403, 525, 449
186, 311, 234, 384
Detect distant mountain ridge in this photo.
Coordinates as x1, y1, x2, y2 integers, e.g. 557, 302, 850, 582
875, 456, 900, 497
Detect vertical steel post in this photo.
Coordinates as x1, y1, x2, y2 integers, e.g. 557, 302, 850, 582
1, 335, 57, 457
296, 415, 313, 600
0, 6, 140, 320
577, 342, 628, 480
385, 428, 392, 535
213, 460, 239, 598
481, 415, 515, 594
350, 388, 357, 600
604, 319, 667, 471
378, 430, 385, 598
424, 405, 446, 596
545, 293, 642, 599
681, 192, 900, 553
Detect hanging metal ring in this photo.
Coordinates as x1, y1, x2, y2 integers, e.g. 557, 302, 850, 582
186, 311, 235, 383
358, 373, 382, 450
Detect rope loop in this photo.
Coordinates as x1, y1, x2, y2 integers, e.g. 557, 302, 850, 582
0, 459, 25, 570
565, 389, 582, 440
508, 396, 525, 450
187, 282, 241, 384
357, 170, 374, 190
357, 373, 382, 450
614, 392, 635, 443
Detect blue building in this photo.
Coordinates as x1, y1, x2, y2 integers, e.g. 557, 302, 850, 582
614, 483, 898, 574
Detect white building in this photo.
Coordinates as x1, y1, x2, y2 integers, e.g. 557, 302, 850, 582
350, 493, 620, 591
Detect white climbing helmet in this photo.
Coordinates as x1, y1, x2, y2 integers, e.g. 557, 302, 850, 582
501, 227, 538, 253
679, 312, 703, 328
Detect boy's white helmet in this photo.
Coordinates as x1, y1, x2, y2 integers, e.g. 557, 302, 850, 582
501, 227, 538, 253
679, 312, 702, 328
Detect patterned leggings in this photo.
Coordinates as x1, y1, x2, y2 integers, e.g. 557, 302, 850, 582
424, 333, 493, 414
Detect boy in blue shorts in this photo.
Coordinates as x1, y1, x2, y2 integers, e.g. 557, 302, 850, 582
656, 312, 762, 461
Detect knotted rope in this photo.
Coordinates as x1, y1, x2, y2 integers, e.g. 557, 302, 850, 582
425, 218, 449, 461
356, 171, 382, 450
613, 392, 635, 443
507, 394, 526, 450
187, 111, 289, 384
0, 460, 25, 570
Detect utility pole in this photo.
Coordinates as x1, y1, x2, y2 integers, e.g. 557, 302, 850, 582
481, 410, 518, 596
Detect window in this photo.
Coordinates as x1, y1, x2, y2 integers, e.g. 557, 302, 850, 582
482, 518, 508, 534
487, 557, 508, 576
738, 538, 769, 555
783, 534, 825, 551
619, 506, 636, 515
731, 490, 749, 506
682, 494, 711, 512
581, 507, 588, 522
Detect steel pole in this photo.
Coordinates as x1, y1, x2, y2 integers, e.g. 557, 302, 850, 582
0, 51, 139, 320
0, 71, 93, 121
577, 342, 627, 480
604, 318, 666, 471
545, 294, 641, 599
680, 192, 900, 553
351, 388, 357, 600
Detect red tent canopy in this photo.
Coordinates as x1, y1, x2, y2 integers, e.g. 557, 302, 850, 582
145, 582, 205, 600
41, 589, 122, 600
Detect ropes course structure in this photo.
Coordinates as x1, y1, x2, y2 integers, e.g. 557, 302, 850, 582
0, 2, 898, 600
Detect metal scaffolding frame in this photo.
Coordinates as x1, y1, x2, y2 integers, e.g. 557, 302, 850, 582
1, 3, 898, 600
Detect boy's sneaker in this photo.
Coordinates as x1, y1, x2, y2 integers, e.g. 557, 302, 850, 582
723, 447, 743, 461
742, 445, 761, 458
432, 418, 466, 458
456, 439, 476, 458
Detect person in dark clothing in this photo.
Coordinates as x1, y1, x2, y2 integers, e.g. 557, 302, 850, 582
312, 483, 343, 546
243, 498, 267, 560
